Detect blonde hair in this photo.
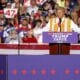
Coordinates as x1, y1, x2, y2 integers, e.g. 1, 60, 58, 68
56, 7, 65, 13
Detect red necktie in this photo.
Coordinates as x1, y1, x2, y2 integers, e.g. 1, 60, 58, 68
58, 18, 62, 32
58, 18, 62, 27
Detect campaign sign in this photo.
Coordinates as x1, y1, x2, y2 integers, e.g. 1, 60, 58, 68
43, 32, 78, 43
4, 8, 18, 18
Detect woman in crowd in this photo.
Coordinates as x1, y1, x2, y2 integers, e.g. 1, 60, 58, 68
22, 29, 37, 43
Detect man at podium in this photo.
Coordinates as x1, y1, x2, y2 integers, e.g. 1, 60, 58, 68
43, 7, 80, 55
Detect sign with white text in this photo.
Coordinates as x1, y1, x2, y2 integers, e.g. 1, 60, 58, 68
43, 32, 78, 43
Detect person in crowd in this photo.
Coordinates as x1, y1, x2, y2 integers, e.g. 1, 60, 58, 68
27, 0, 39, 15
65, 0, 71, 17
6, 2, 12, 8
0, 36, 4, 43
0, 0, 7, 10
32, 12, 41, 28
6, 18, 16, 27
78, 17, 80, 27
0, 24, 4, 43
0, 17, 6, 26
3, 18, 17, 39
19, 17, 32, 38
40, 15, 48, 27
22, 29, 37, 43
20, 6, 27, 16
33, 19, 43, 43
42, 2, 52, 11
71, 10, 78, 24
5, 29, 21, 44
78, 17, 80, 43
11, 0, 22, 9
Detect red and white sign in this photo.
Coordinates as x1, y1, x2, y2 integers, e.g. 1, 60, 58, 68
4, 8, 18, 18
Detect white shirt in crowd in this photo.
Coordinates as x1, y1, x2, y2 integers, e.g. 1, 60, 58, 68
27, 5, 39, 15
19, 24, 32, 38
5, 35, 20, 44
33, 26, 43, 43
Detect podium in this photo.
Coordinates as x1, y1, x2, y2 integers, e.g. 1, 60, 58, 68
43, 32, 78, 55
49, 43, 70, 55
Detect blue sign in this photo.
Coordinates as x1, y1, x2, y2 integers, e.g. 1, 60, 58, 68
43, 32, 78, 43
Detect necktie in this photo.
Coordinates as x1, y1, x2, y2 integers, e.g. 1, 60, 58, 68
58, 18, 62, 27
58, 18, 62, 32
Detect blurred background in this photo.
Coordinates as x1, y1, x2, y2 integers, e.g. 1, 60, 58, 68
0, 0, 80, 44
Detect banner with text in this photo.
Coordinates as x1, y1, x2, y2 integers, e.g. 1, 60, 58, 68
43, 32, 78, 43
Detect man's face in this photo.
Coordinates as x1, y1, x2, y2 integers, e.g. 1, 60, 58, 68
10, 30, 17, 37
30, 0, 36, 6
36, 22, 41, 27
22, 19, 28, 26
56, 9, 65, 18
7, 3, 11, 8
71, 11, 78, 20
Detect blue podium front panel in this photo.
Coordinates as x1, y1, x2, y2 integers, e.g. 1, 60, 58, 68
8, 55, 80, 80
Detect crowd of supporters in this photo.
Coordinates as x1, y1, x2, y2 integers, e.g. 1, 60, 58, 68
0, 0, 80, 44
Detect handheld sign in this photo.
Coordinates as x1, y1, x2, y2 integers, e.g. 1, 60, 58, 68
4, 8, 18, 18
43, 32, 78, 44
